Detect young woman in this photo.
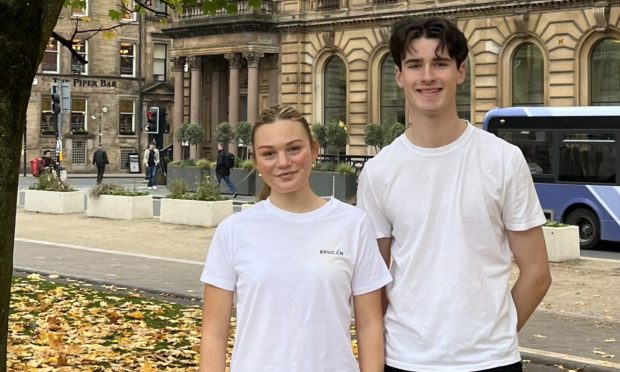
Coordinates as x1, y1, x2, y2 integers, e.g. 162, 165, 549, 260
199, 104, 391, 372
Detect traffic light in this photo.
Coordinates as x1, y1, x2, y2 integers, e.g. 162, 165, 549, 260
144, 107, 159, 134
51, 93, 61, 114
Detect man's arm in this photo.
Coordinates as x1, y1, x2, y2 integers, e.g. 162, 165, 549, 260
353, 289, 385, 372
508, 226, 552, 331
377, 237, 392, 315
199, 284, 234, 372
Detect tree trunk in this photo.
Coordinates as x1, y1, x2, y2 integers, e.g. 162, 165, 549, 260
0, 1, 64, 367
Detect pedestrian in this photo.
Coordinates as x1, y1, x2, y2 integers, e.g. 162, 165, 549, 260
142, 143, 159, 190
357, 16, 552, 372
92, 143, 109, 185
215, 143, 238, 198
200, 104, 392, 372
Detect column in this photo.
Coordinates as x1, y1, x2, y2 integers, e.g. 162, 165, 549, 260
172, 56, 185, 161
268, 55, 279, 106
211, 70, 221, 150
224, 53, 241, 154
188, 56, 202, 160
243, 52, 263, 124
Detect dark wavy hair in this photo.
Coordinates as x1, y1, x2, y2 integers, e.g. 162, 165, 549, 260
251, 104, 317, 200
389, 16, 468, 70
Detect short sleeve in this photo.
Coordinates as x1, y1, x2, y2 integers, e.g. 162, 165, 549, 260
502, 147, 547, 231
351, 216, 392, 296
357, 167, 392, 238
200, 219, 236, 291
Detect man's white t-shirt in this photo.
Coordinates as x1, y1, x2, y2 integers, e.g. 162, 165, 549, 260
357, 123, 546, 371
201, 197, 392, 372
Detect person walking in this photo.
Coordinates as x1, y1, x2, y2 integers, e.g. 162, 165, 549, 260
92, 143, 109, 185
215, 143, 238, 198
200, 104, 391, 372
357, 16, 552, 371
143, 143, 160, 190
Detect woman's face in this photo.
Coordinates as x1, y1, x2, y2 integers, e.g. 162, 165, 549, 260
253, 119, 318, 196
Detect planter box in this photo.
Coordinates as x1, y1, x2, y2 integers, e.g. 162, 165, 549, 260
159, 198, 233, 227
24, 190, 84, 214
310, 171, 357, 202
167, 166, 214, 192
227, 168, 256, 196
543, 225, 580, 262
255, 172, 266, 197
87, 195, 153, 220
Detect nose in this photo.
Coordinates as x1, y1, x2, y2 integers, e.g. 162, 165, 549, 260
276, 152, 291, 167
421, 63, 434, 83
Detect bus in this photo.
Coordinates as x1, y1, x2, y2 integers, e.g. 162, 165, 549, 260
483, 106, 619, 249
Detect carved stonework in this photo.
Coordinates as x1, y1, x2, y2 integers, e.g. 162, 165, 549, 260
321, 30, 336, 50
171, 57, 186, 72
187, 56, 202, 71
513, 10, 530, 38
243, 52, 264, 67
378, 26, 390, 44
593, 1, 610, 31
224, 53, 242, 69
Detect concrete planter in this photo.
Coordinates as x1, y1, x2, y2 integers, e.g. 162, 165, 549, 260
24, 190, 84, 214
310, 171, 357, 202
166, 166, 214, 192
159, 198, 233, 227
255, 172, 266, 197
87, 194, 153, 220
543, 225, 580, 262
228, 168, 255, 196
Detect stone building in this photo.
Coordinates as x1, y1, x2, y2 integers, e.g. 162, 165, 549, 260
164, 0, 620, 158
25, 0, 173, 172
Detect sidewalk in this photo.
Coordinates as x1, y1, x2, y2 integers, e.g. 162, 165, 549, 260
11, 208, 620, 371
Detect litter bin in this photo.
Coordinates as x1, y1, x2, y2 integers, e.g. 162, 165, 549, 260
128, 153, 140, 173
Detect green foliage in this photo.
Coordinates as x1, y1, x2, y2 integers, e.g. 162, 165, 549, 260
384, 122, 406, 146
29, 173, 75, 192
175, 123, 204, 145
196, 158, 215, 169
325, 121, 348, 150
364, 123, 384, 151
216, 122, 235, 148
545, 220, 569, 227
313, 162, 336, 172
235, 121, 252, 147
195, 175, 224, 201
89, 183, 149, 197
239, 159, 255, 170
311, 123, 327, 153
168, 179, 188, 199
335, 163, 356, 175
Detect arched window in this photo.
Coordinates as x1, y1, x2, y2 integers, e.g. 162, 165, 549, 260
380, 55, 405, 125
591, 38, 620, 105
512, 42, 544, 106
456, 56, 471, 121
323, 56, 347, 123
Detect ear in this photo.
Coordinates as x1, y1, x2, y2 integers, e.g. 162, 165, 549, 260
456, 61, 466, 85
395, 65, 404, 88
311, 140, 320, 161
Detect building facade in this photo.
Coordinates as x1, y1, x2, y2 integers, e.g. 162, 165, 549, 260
165, 0, 620, 158
25, 0, 174, 172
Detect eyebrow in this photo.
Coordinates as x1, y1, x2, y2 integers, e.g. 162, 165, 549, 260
256, 139, 304, 150
403, 56, 452, 64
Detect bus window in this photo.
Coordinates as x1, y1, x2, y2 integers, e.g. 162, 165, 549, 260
498, 130, 552, 175
560, 133, 616, 183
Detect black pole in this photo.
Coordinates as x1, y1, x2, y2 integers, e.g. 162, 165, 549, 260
22, 122, 27, 176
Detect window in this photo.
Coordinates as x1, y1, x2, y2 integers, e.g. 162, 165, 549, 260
317, 0, 339, 10
323, 56, 346, 124
121, 0, 136, 21
512, 42, 544, 106
70, 98, 87, 133
71, 0, 88, 17
119, 99, 135, 135
456, 57, 472, 122
71, 40, 88, 75
153, 43, 167, 81
560, 133, 616, 183
498, 130, 552, 176
120, 148, 136, 170
146, 0, 167, 14
40, 96, 56, 135
42, 39, 59, 73
120, 43, 135, 77
380, 55, 405, 125
71, 140, 87, 165
590, 38, 620, 106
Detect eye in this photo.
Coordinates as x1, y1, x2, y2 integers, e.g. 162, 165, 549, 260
288, 145, 302, 153
434, 61, 449, 67
259, 151, 274, 158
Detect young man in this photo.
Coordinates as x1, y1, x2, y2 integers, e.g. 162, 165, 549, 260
215, 143, 238, 198
92, 143, 109, 185
143, 143, 160, 190
357, 16, 552, 371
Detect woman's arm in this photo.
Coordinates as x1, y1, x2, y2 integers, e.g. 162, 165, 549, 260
200, 284, 234, 372
353, 289, 385, 372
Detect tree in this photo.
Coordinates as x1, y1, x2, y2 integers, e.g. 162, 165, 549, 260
216, 122, 235, 149
0, 0, 263, 366
364, 123, 384, 153
234, 121, 252, 160
175, 123, 205, 160
311, 123, 327, 154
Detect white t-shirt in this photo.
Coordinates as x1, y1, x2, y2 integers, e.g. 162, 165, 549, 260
201, 197, 392, 372
357, 123, 546, 371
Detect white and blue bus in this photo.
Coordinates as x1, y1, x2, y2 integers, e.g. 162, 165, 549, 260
483, 106, 619, 249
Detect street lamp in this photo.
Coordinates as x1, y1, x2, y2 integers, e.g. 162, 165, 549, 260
92, 106, 108, 145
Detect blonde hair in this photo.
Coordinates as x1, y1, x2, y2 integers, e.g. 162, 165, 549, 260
252, 104, 316, 200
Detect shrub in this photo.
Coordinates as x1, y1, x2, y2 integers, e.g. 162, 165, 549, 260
195, 175, 223, 201
89, 183, 149, 197
195, 159, 215, 169
29, 173, 75, 192
312, 123, 327, 154
313, 162, 336, 172
335, 163, 356, 175
168, 179, 188, 199
545, 220, 569, 227
239, 159, 255, 170
216, 122, 235, 148
364, 123, 384, 152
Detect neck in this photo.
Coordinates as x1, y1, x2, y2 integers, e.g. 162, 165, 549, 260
268, 186, 326, 213
406, 109, 466, 148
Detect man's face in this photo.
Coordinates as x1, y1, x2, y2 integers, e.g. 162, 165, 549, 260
43, 152, 51, 158
395, 37, 466, 118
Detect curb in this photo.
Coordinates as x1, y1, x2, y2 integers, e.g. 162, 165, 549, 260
522, 349, 620, 371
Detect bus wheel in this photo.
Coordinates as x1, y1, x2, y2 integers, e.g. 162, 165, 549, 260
565, 208, 600, 250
